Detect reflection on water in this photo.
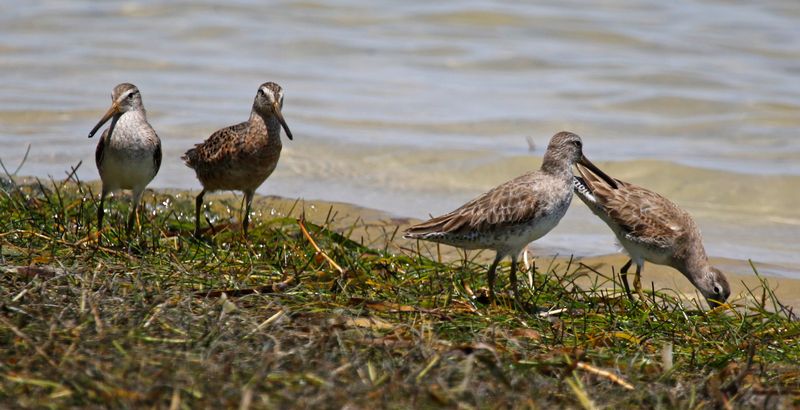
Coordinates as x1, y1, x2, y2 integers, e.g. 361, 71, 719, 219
1, 1, 799, 275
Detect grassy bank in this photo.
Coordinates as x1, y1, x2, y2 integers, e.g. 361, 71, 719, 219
1, 175, 799, 409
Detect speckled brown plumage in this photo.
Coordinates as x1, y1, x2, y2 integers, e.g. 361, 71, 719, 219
183, 82, 293, 238
405, 131, 615, 304
88, 83, 162, 234
573, 164, 730, 308
405, 171, 564, 250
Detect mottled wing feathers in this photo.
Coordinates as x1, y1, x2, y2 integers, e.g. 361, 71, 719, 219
153, 138, 162, 175
405, 173, 541, 237
183, 122, 250, 168
576, 164, 693, 249
95, 128, 110, 169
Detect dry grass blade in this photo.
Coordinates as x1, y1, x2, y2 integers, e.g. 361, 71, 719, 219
245, 310, 286, 338
416, 354, 441, 383
298, 216, 343, 274
575, 362, 634, 390
567, 377, 598, 410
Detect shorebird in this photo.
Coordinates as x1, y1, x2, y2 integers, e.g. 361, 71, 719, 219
404, 131, 617, 304
88, 83, 162, 233
183, 82, 293, 238
573, 165, 730, 308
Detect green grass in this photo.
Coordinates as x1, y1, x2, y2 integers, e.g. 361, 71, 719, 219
1, 174, 799, 409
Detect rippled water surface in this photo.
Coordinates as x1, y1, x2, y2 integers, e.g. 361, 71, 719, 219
2, 1, 799, 275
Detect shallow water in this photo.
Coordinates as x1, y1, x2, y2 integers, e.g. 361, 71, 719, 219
1, 1, 799, 276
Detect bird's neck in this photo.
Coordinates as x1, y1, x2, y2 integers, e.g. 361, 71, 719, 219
540, 154, 573, 180
673, 240, 710, 282
108, 110, 146, 138
249, 110, 283, 142
118, 109, 146, 123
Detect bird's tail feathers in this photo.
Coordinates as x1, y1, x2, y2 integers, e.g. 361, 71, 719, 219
403, 214, 461, 240
182, 149, 196, 168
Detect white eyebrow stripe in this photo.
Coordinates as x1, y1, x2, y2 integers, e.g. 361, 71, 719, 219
261, 87, 279, 102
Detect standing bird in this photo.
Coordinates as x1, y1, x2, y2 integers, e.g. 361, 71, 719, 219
573, 164, 730, 308
88, 83, 162, 233
183, 82, 293, 238
404, 132, 617, 304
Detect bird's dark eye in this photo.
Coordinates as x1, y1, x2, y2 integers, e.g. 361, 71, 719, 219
128, 92, 135, 100
713, 285, 721, 294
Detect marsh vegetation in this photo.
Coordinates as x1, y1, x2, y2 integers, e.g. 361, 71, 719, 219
1, 174, 798, 408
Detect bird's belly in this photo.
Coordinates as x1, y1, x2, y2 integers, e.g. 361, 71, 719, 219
617, 236, 673, 266
199, 151, 280, 192
100, 147, 156, 190
505, 209, 564, 250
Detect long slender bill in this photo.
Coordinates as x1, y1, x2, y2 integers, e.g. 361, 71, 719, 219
88, 103, 119, 138
272, 102, 293, 140
578, 155, 618, 189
